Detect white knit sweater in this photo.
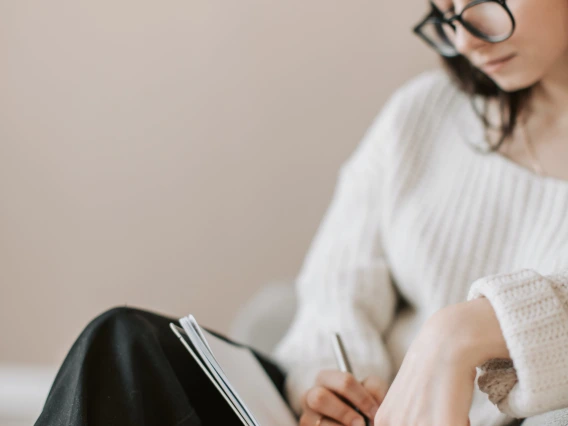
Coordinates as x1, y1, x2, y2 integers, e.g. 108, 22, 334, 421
272, 69, 568, 426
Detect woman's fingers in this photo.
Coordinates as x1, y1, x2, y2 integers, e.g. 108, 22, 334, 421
305, 385, 370, 426
361, 375, 389, 405
299, 407, 342, 426
315, 370, 379, 419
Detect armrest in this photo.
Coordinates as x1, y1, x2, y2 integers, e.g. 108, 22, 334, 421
229, 280, 296, 356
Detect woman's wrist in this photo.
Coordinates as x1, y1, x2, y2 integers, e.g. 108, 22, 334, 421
427, 297, 511, 369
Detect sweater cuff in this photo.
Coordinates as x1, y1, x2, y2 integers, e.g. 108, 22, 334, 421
467, 268, 568, 418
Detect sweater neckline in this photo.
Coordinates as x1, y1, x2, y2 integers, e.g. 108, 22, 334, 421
489, 149, 568, 187
457, 90, 568, 188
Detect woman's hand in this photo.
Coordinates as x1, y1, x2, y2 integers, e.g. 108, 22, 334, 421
373, 306, 480, 426
300, 370, 389, 426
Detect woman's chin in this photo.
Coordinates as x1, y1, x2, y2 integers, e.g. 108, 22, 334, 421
487, 71, 540, 93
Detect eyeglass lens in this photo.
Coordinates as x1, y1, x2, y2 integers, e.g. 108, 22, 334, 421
420, 2, 514, 56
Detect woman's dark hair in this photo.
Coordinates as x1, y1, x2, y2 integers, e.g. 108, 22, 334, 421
440, 55, 533, 151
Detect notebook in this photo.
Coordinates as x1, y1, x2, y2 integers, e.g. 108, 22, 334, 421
169, 315, 297, 426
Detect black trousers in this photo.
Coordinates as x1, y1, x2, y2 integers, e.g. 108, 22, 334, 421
35, 307, 290, 426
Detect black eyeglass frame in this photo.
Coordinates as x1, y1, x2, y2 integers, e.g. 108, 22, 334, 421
413, 0, 516, 57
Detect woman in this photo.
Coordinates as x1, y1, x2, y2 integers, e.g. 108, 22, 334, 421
36, 0, 568, 425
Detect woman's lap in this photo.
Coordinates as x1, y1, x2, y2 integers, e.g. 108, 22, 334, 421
35, 306, 287, 426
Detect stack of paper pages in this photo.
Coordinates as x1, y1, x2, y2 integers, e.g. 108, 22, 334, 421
170, 315, 297, 426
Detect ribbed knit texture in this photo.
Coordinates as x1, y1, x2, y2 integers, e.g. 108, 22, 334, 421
272, 69, 568, 426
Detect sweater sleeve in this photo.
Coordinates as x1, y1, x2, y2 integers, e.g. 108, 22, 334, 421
271, 95, 401, 415
467, 267, 568, 419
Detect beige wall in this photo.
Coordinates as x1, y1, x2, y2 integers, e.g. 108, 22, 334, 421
0, 0, 437, 365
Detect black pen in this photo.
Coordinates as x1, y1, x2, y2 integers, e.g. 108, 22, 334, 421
331, 332, 370, 426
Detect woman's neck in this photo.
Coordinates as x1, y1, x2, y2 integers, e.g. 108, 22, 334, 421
529, 50, 568, 127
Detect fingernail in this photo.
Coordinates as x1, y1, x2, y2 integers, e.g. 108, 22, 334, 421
351, 418, 365, 426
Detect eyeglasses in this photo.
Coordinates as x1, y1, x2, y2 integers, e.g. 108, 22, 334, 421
413, 0, 516, 57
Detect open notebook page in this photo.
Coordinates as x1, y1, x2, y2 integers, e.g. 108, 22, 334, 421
181, 316, 297, 426
170, 323, 253, 425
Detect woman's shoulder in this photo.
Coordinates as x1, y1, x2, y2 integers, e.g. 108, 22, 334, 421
352, 69, 468, 176
372, 68, 467, 147
384, 68, 462, 118
398, 68, 456, 93
346, 69, 464, 172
